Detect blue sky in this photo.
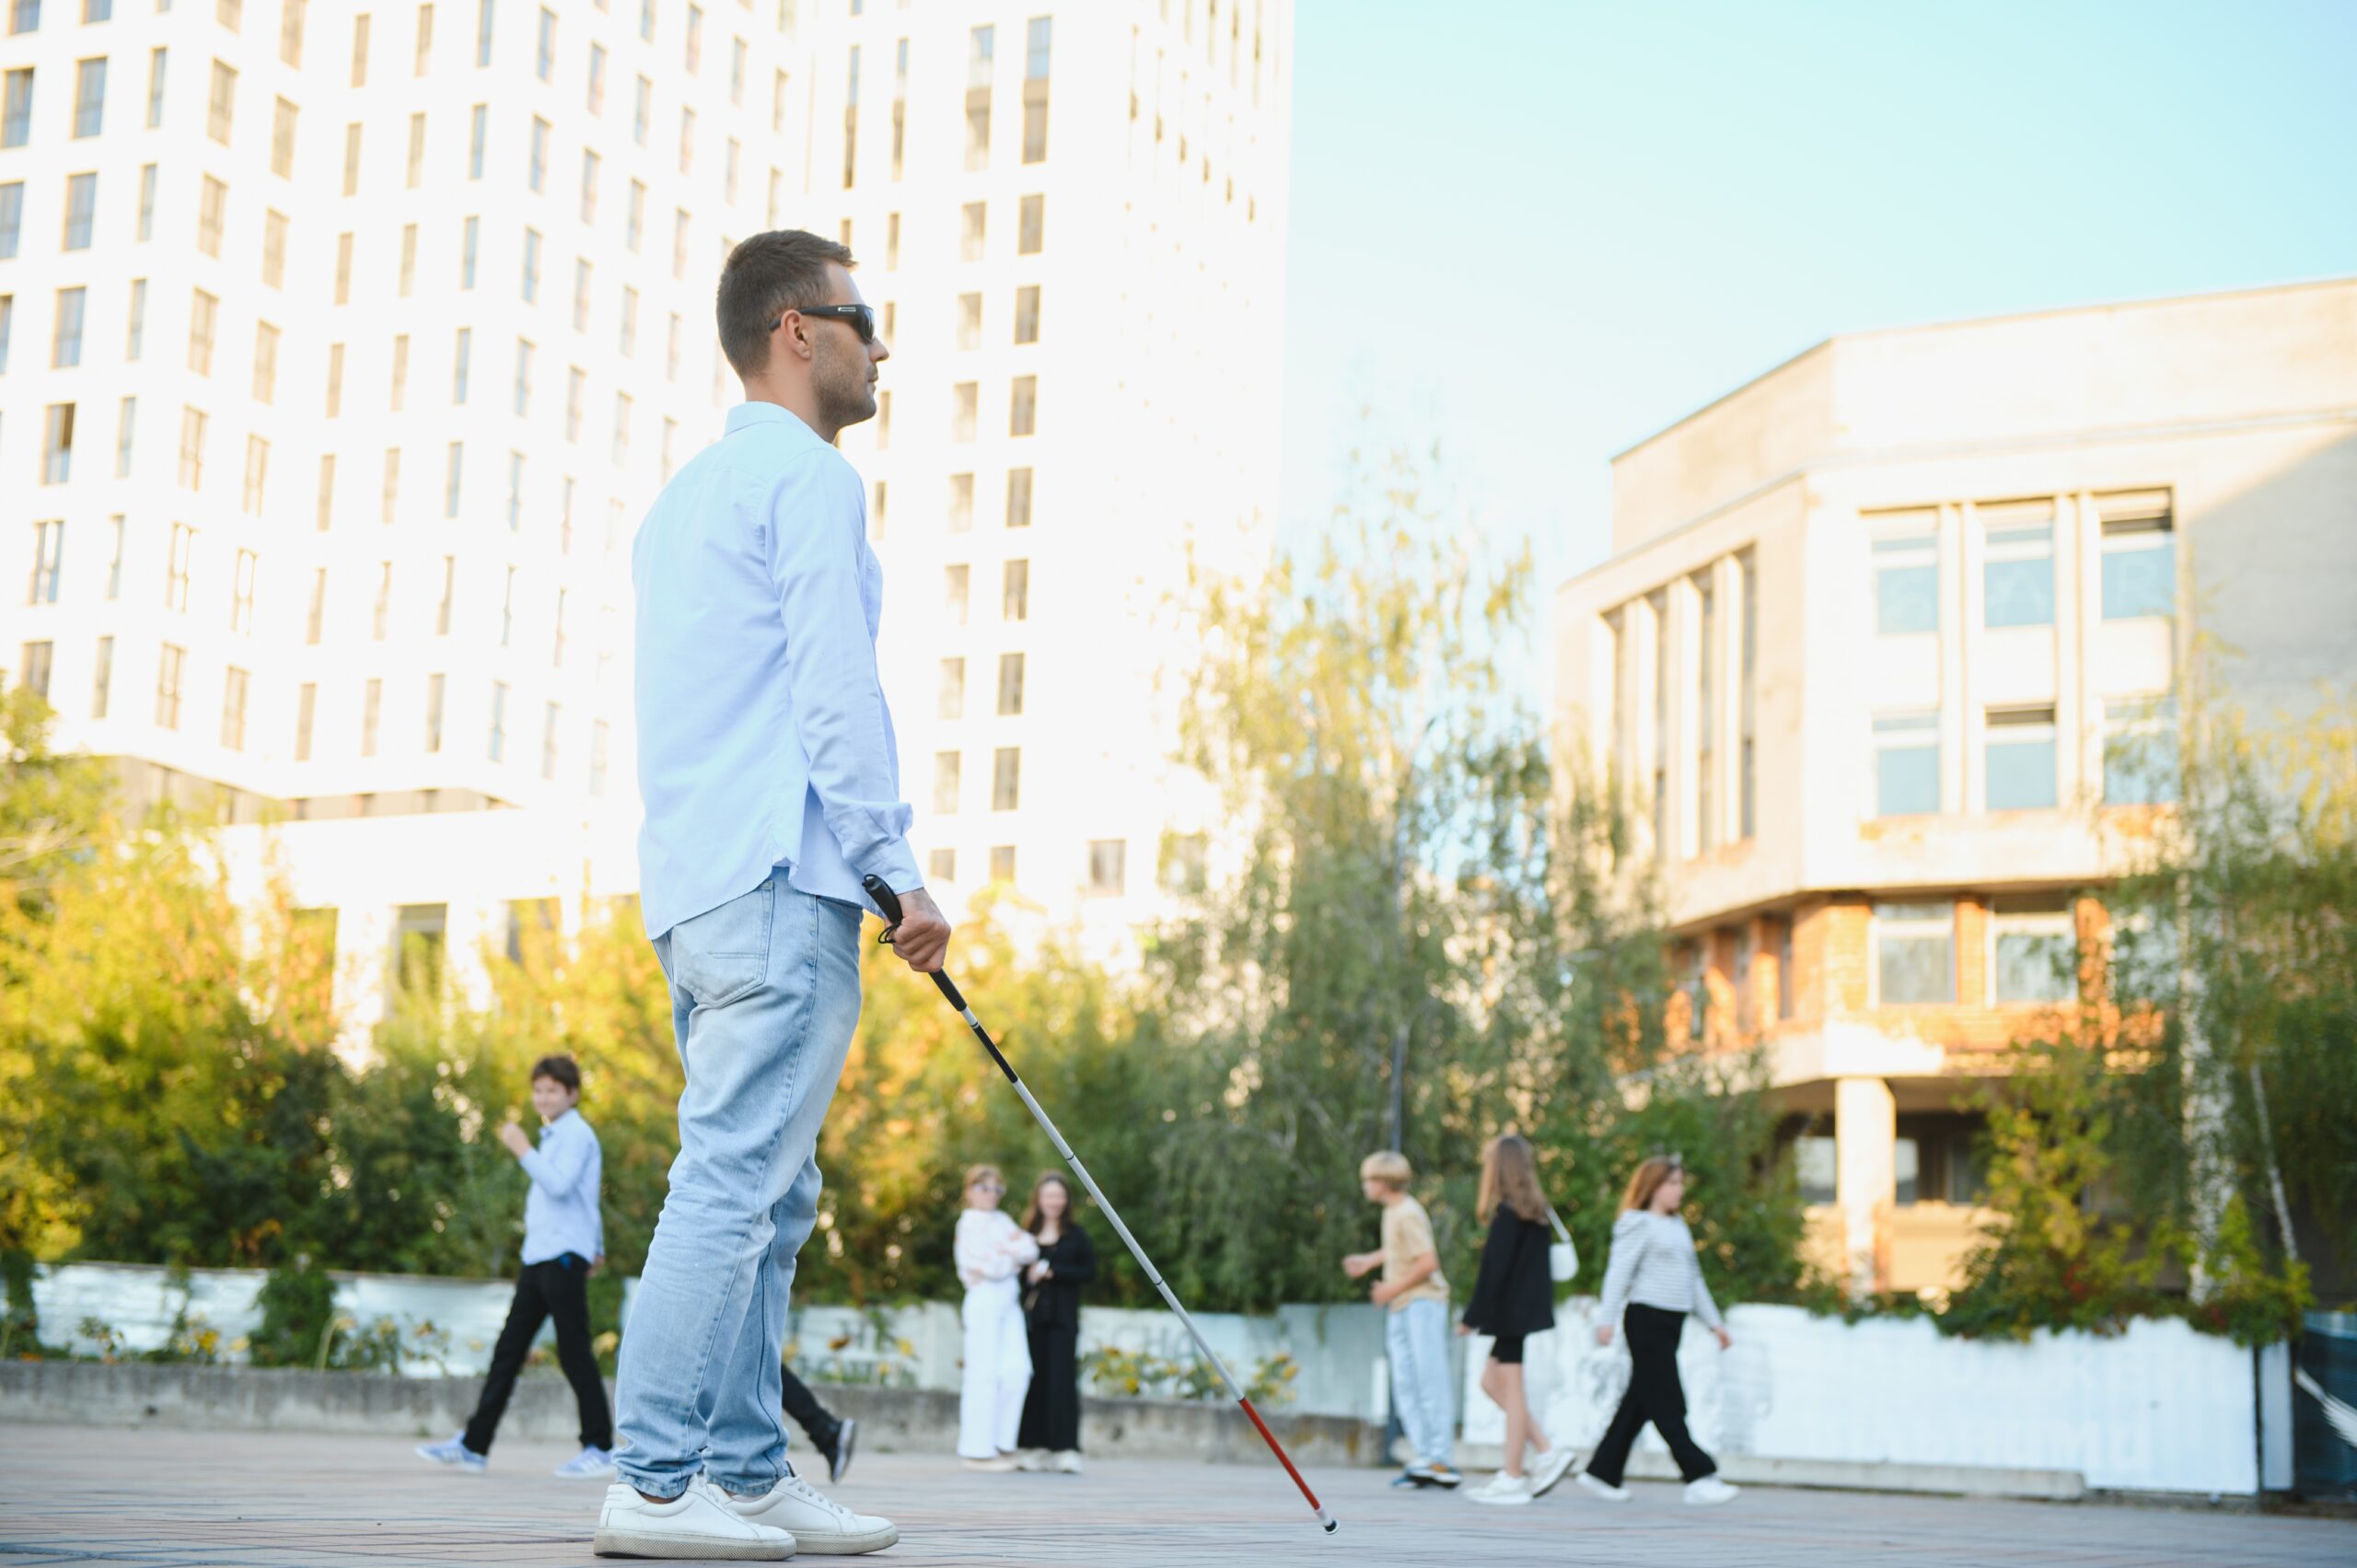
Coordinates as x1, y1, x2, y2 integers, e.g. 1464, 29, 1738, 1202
1279, 0, 2357, 588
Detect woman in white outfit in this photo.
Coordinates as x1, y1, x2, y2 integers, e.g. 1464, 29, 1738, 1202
954, 1164, 1039, 1470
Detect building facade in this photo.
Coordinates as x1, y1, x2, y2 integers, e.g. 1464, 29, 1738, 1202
1552, 279, 2357, 1294
1, 0, 1290, 1034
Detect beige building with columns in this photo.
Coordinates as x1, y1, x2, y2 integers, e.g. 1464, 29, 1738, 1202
1553, 278, 2357, 1295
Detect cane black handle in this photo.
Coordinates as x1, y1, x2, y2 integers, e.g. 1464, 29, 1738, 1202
861, 874, 970, 1013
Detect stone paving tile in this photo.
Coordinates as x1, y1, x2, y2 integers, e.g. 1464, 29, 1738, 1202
1, 1425, 2352, 1567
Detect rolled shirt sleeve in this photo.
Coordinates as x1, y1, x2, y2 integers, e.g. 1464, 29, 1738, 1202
764, 455, 923, 894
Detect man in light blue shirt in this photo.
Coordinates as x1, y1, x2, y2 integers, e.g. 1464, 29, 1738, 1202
595, 231, 949, 1563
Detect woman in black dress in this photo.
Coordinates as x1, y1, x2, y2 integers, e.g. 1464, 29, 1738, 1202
1457, 1133, 1577, 1504
1016, 1171, 1096, 1472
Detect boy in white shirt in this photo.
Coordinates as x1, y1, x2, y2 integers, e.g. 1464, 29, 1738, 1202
417, 1054, 614, 1479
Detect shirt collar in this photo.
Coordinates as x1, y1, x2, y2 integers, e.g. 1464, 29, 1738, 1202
543, 1108, 579, 1137
725, 401, 816, 438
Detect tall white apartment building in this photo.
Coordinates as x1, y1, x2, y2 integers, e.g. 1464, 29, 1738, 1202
0, 0, 1290, 1028
796, 0, 1290, 951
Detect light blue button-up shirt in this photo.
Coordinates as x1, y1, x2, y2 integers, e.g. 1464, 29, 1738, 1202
517, 1109, 604, 1266
633, 401, 923, 939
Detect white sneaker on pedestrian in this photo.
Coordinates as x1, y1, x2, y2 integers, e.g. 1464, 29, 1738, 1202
1576, 1472, 1631, 1503
1527, 1446, 1578, 1499
723, 1470, 898, 1555
1466, 1472, 1534, 1506
960, 1454, 1020, 1472
1684, 1476, 1739, 1506
414, 1433, 487, 1474
1051, 1449, 1084, 1475
593, 1478, 794, 1561
554, 1446, 619, 1480
1014, 1447, 1051, 1471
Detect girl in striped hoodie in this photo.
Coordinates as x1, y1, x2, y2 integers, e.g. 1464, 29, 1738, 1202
1578, 1156, 1740, 1506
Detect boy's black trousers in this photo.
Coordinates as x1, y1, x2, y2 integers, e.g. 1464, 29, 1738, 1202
463, 1253, 612, 1455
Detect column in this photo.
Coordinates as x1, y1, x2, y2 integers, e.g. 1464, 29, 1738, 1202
1835, 1075, 1897, 1295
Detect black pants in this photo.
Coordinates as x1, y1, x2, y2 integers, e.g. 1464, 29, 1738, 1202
1584, 1304, 1716, 1485
463, 1254, 612, 1456
782, 1365, 841, 1455
1016, 1318, 1081, 1452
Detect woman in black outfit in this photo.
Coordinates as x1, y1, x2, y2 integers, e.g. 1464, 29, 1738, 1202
1016, 1171, 1096, 1472
1457, 1133, 1577, 1504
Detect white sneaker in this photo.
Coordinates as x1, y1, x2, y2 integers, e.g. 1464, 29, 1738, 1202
554, 1446, 619, 1480
1528, 1446, 1578, 1499
723, 1470, 898, 1555
1467, 1472, 1534, 1506
1577, 1472, 1631, 1503
1051, 1449, 1084, 1475
593, 1478, 795, 1561
1014, 1447, 1051, 1471
1684, 1476, 1740, 1506
960, 1454, 1019, 1472
414, 1433, 487, 1474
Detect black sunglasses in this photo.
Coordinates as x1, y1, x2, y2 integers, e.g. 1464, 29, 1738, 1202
772, 303, 877, 344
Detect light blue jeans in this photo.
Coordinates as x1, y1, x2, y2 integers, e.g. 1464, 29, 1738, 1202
1386, 1297, 1456, 1467
613, 877, 865, 1498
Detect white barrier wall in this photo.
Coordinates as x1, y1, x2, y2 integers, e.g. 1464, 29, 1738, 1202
1461, 1297, 2290, 1497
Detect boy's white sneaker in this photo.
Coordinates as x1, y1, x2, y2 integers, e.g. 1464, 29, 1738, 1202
593, 1478, 794, 1561
723, 1471, 898, 1555
414, 1434, 487, 1474
1528, 1446, 1578, 1498
1051, 1449, 1084, 1475
553, 1446, 619, 1480
1576, 1471, 1631, 1503
1684, 1476, 1740, 1506
1466, 1471, 1534, 1506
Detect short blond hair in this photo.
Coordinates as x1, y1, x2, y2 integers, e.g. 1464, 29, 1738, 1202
1359, 1150, 1413, 1191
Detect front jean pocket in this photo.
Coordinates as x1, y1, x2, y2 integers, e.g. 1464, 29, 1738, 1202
670, 879, 776, 1008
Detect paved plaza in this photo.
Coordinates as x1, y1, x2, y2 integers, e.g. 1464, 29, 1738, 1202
0, 1425, 2351, 1567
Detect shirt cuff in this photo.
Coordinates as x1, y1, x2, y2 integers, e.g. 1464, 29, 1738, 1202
858, 838, 924, 896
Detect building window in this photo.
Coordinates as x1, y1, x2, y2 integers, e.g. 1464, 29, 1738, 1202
316, 454, 336, 530
186, 287, 217, 374
220, 666, 249, 750
1013, 285, 1041, 345
499, 565, 514, 645
120, 277, 144, 358
240, 436, 268, 514
928, 847, 956, 884
469, 101, 486, 177
1991, 896, 2074, 1005
2103, 694, 2177, 805
359, 677, 382, 756
423, 671, 446, 753
1009, 375, 1038, 436
1, 68, 29, 151
1982, 503, 2055, 628
1006, 467, 1034, 529
90, 634, 112, 719
1774, 917, 1795, 1020
341, 120, 363, 195
995, 651, 1026, 716
2099, 500, 2175, 621
587, 41, 607, 113
1693, 572, 1715, 854
154, 643, 185, 728
1017, 192, 1045, 256
944, 563, 969, 625
165, 521, 193, 610
379, 447, 401, 523
412, 2, 432, 74
43, 402, 75, 484
474, 0, 493, 65
103, 515, 122, 598
540, 701, 560, 780
1738, 553, 1758, 839
1086, 839, 1124, 896
72, 54, 104, 137
487, 679, 507, 761
946, 472, 975, 534
533, 3, 553, 80
960, 200, 985, 261
936, 656, 965, 720
1872, 710, 1940, 817
588, 719, 609, 796
306, 566, 325, 644
957, 292, 981, 351
989, 844, 1016, 881
1870, 512, 1938, 636
0, 180, 20, 258
1984, 704, 2057, 811
1874, 901, 1954, 1006
405, 110, 426, 187
565, 366, 584, 441
1020, 16, 1050, 162
293, 680, 316, 759
196, 174, 227, 257
206, 58, 235, 143
229, 547, 257, 631
62, 170, 96, 250
389, 334, 409, 409
1648, 591, 1669, 853
443, 441, 464, 517
992, 746, 1020, 810
965, 24, 993, 169
1002, 559, 1028, 621
451, 326, 472, 404
50, 285, 84, 366
932, 749, 960, 814
28, 519, 63, 604
951, 382, 978, 442
521, 226, 541, 302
